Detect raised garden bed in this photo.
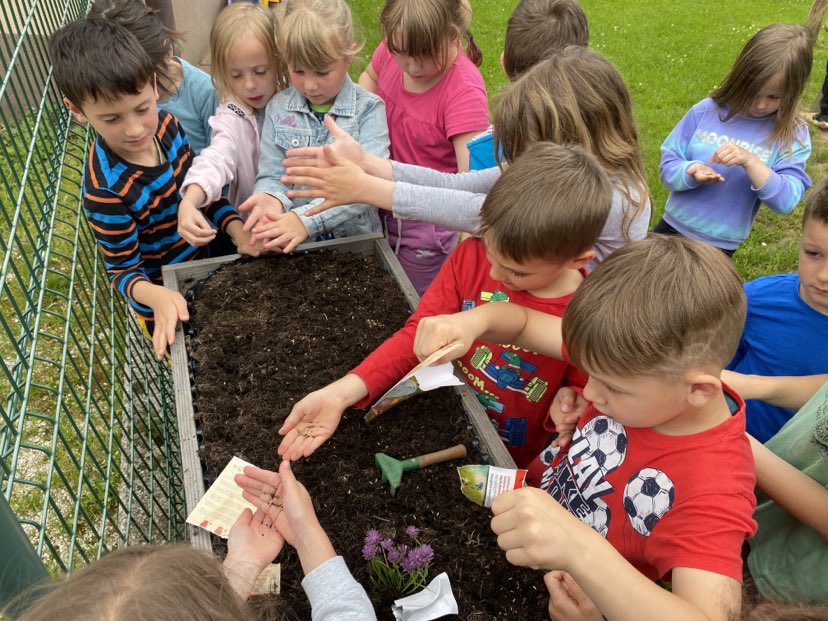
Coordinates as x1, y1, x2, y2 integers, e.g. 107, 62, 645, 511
162, 235, 548, 620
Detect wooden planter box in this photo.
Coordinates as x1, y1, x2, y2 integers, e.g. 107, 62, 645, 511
162, 233, 516, 550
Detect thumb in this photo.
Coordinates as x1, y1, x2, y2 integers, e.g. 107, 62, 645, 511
324, 114, 346, 139
235, 506, 254, 527
322, 143, 345, 166
561, 571, 589, 603
278, 460, 299, 500
174, 294, 189, 322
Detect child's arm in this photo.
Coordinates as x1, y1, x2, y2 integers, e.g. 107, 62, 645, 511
721, 371, 827, 411
239, 103, 287, 231
413, 302, 564, 364
749, 435, 828, 541
358, 64, 379, 93
279, 241, 472, 459
234, 462, 377, 620
660, 104, 724, 190
713, 127, 811, 214
491, 488, 742, 621
255, 100, 391, 252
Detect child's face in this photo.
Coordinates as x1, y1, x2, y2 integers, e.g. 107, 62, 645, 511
582, 370, 692, 432
388, 34, 456, 89
288, 57, 350, 107
483, 236, 568, 296
67, 81, 159, 163
798, 217, 828, 315
747, 75, 782, 119
227, 38, 279, 110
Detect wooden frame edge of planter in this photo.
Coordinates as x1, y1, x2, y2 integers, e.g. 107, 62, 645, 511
162, 233, 516, 550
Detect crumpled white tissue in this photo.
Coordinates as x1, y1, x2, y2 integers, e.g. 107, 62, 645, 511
391, 572, 458, 621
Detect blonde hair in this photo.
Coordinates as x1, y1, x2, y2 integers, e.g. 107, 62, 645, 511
710, 23, 818, 155
562, 236, 746, 378
279, 0, 362, 70
479, 142, 612, 264
380, 0, 482, 68
210, 3, 289, 101
14, 545, 253, 621
493, 47, 650, 239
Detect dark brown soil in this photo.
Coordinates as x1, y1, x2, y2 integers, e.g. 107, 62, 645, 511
188, 251, 548, 620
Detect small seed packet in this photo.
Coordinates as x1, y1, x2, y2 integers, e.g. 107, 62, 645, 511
457, 464, 527, 507
186, 456, 258, 538
366, 342, 464, 422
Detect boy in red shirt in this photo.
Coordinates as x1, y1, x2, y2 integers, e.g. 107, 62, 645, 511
414, 236, 757, 620
278, 142, 612, 467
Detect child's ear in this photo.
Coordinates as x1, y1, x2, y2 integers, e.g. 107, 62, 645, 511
565, 250, 596, 270
63, 97, 87, 124
499, 51, 508, 78
684, 370, 722, 408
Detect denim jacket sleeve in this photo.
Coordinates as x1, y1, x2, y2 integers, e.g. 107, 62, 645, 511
293, 96, 390, 238
252, 95, 292, 210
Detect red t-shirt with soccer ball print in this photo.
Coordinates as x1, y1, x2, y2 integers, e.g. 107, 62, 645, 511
525, 387, 757, 583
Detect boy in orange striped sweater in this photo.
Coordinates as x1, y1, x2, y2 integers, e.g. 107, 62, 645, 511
49, 18, 257, 359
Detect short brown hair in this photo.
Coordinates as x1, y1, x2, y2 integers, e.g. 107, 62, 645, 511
563, 236, 746, 377
503, 0, 589, 80
48, 18, 155, 108
803, 175, 828, 226
15, 545, 252, 621
479, 142, 612, 264
87, 0, 182, 100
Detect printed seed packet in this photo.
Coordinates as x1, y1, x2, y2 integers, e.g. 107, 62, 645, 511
457, 464, 527, 507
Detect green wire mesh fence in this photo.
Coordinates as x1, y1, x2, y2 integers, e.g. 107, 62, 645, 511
0, 0, 187, 589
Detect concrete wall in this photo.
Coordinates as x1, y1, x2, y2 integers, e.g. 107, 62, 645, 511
146, 0, 224, 68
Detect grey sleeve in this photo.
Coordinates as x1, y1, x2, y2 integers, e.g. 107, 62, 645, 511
391, 160, 500, 193
391, 182, 485, 232
587, 184, 653, 271
303, 556, 376, 621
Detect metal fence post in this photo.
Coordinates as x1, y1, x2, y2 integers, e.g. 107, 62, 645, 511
0, 493, 49, 614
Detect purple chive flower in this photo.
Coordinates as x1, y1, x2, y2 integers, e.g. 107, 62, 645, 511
364, 529, 382, 547
387, 545, 403, 563
362, 542, 378, 560
405, 525, 420, 538
380, 537, 394, 550
404, 544, 434, 571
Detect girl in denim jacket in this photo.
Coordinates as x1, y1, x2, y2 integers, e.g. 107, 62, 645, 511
177, 2, 288, 248
239, 0, 389, 254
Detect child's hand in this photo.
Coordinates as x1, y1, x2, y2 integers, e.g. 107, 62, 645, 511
283, 115, 366, 171
687, 163, 724, 184
710, 143, 752, 168
139, 285, 188, 360
413, 314, 478, 364
238, 192, 284, 233
547, 387, 588, 448
178, 200, 217, 246
253, 211, 310, 253
544, 571, 603, 621
277, 388, 347, 460
282, 145, 368, 215
491, 487, 594, 571
226, 220, 266, 257
227, 506, 285, 569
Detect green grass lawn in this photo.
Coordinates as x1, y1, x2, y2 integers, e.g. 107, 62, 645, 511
349, 0, 828, 281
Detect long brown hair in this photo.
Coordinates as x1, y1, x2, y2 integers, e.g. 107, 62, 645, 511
712, 0, 828, 154
380, 0, 482, 68
493, 47, 650, 239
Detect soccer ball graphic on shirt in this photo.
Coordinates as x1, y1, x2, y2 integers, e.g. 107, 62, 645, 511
623, 468, 676, 536
585, 498, 611, 537
573, 415, 628, 475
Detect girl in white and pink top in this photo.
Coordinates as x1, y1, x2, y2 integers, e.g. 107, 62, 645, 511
177, 2, 288, 247
358, 0, 489, 295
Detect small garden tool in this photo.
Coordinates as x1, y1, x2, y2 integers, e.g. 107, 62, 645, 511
375, 444, 467, 496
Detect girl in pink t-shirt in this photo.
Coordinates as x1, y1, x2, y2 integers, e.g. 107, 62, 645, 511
358, 0, 489, 295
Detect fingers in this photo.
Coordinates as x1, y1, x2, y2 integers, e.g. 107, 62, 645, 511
324, 114, 346, 139
284, 146, 323, 159
303, 199, 338, 216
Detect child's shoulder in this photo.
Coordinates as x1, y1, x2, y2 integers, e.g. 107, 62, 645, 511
745, 272, 799, 301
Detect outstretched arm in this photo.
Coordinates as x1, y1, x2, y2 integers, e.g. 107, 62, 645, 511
721, 371, 827, 411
